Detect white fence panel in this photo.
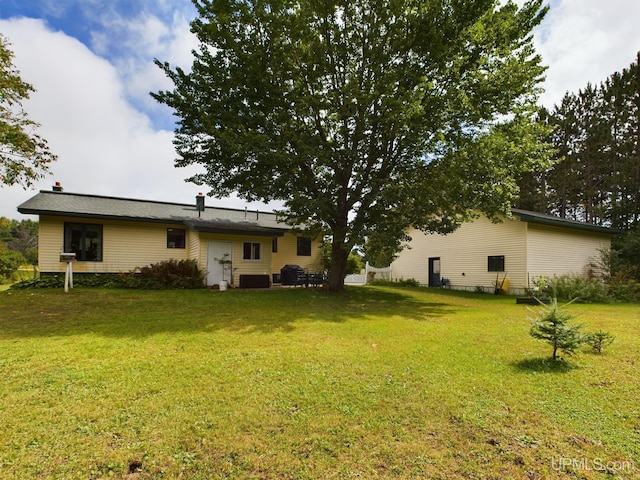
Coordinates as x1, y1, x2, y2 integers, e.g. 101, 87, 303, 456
364, 262, 392, 283
344, 274, 366, 284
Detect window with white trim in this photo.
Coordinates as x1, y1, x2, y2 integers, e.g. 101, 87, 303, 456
243, 242, 261, 260
167, 228, 186, 248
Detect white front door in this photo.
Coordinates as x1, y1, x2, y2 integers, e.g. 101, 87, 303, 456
207, 241, 233, 286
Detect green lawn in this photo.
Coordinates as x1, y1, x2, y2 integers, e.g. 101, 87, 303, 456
0, 286, 638, 479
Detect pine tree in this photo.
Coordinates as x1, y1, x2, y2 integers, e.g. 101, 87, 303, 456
535, 52, 640, 231
529, 298, 584, 361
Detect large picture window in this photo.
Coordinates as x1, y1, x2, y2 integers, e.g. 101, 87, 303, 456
243, 242, 261, 260
167, 228, 186, 248
488, 255, 505, 272
296, 237, 312, 256
64, 223, 103, 261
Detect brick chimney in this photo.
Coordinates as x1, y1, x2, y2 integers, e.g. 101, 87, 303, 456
196, 192, 205, 215
52, 182, 63, 192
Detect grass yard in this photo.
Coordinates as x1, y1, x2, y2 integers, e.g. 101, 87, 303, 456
0, 286, 638, 479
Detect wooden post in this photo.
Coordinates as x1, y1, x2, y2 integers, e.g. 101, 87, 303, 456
64, 260, 73, 293
60, 253, 76, 293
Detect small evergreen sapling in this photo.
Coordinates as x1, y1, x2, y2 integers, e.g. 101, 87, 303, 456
585, 330, 614, 354
528, 298, 584, 360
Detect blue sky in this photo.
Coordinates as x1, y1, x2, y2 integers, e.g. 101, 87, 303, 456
1, 0, 197, 131
1, 0, 640, 219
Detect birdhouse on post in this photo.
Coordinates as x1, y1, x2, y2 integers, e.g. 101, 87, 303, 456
60, 252, 76, 292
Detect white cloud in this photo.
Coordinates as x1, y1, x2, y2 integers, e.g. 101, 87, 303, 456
0, 18, 261, 220
83, 4, 199, 126
119, 12, 199, 122
535, 0, 640, 107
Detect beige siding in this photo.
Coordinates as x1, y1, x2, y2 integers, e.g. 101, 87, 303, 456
195, 233, 273, 286
197, 233, 323, 285
392, 216, 528, 293
271, 233, 324, 276
392, 215, 612, 294
187, 228, 200, 265
526, 224, 610, 281
38, 215, 324, 285
38, 217, 66, 273
103, 221, 190, 272
39, 216, 189, 273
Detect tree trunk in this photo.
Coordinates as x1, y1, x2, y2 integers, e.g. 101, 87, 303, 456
327, 240, 349, 293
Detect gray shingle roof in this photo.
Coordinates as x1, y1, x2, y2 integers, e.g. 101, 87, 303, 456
18, 191, 617, 237
511, 208, 619, 235
18, 190, 289, 236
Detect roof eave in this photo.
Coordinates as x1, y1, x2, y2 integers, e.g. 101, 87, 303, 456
188, 225, 285, 237
17, 208, 185, 225
514, 212, 621, 235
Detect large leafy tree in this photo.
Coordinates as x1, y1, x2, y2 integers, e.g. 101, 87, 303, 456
0, 35, 56, 187
154, 0, 550, 291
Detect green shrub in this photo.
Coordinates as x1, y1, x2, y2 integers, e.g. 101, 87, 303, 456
120, 259, 205, 289
607, 275, 640, 302
11, 274, 123, 290
551, 275, 610, 303
11, 260, 205, 290
371, 278, 420, 287
75, 274, 122, 288
549, 273, 640, 303
11, 275, 63, 289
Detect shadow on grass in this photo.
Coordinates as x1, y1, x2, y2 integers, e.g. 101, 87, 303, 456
0, 286, 456, 339
512, 357, 578, 374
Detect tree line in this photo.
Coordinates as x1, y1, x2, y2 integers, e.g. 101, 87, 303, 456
0, 217, 37, 281
515, 53, 640, 282
518, 52, 640, 232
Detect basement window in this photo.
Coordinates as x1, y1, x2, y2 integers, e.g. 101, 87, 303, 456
243, 242, 261, 260
488, 255, 505, 272
167, 228, 186, 248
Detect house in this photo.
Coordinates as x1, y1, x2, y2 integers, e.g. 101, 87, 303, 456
17, 186, 323, 287
390, 209, 617, 295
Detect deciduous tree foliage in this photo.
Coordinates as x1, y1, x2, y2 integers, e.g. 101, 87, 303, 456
154, 0, 550, 291
0, 35, 56, 187
0, 217, 38, 268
